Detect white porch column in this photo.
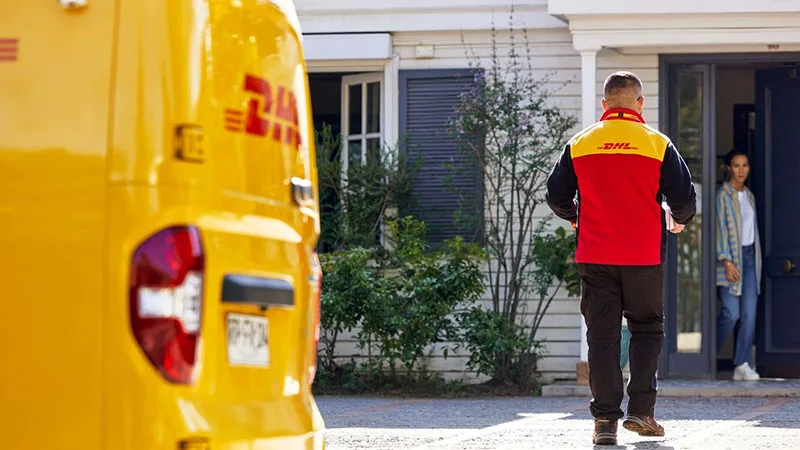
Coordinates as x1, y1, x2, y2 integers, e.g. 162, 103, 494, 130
576, 47, 600, 384
383, 53, 400, 148
580, 49, 599, 130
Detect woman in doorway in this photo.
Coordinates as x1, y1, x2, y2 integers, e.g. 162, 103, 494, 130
716, 148, 763, 381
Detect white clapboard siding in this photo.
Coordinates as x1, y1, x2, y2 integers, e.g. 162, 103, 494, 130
320, 25, 660, 384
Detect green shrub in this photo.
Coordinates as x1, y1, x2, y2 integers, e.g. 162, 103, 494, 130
317, 216, 486, 387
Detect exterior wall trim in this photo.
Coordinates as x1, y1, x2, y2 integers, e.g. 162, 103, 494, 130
573, 28, 800, 51
566, 13, 800, 30
559, 12, 800, 54
304, 33, 392, 61
297, 4, 565, 34
549, 1, 800, 16
659, 52, 800, 64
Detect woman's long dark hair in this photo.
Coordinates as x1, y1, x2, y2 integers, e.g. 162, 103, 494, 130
724, 148, 749, 182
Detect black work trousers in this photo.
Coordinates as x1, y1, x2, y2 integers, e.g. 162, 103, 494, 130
578, 263, 665, 421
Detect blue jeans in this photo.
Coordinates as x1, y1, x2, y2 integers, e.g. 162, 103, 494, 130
716, 244, 758, 366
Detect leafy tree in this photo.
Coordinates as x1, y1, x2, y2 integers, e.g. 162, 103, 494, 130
449, 15, 580, 385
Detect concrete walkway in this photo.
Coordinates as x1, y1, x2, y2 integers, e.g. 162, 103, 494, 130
543, 379, 800, 397
319, 395, 800, 449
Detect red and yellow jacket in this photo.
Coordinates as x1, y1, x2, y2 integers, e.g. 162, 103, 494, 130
546, 108, 697, 266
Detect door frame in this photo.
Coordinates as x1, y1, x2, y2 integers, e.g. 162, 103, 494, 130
660, 61, 717, 379
659, 52, 800, 380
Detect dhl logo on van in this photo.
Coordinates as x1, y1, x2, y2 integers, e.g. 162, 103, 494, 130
224, 74, 302, 149
0, 38, 19, 62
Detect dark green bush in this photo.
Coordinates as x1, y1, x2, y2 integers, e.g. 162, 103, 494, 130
317, 216, 486, 388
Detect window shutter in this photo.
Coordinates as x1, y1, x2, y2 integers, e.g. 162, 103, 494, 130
399, 70, 483, 246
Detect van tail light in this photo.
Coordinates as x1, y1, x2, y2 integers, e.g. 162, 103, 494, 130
130, 226, 204, 384
309, 252, 322, 385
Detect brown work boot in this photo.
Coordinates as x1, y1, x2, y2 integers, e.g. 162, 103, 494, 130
622, 414, 665, 437
593, 419, 618, 445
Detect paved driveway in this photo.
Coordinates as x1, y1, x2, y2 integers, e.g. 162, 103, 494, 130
317, 395, 800, 449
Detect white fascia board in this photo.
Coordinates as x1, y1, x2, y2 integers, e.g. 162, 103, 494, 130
303, 33, 393, 61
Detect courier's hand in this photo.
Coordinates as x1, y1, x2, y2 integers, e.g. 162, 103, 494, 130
669, 222, 685, 234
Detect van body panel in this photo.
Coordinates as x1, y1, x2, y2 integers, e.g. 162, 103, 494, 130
1, 0, 323, 448
106, 0, 321, 447
0, 2, 116, 448
104, 187, 323, 449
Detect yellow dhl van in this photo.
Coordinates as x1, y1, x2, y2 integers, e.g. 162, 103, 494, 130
0, 0, 325, 449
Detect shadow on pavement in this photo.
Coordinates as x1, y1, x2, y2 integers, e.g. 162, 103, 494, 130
318, 396, 800, 450
318, 396, 585, 429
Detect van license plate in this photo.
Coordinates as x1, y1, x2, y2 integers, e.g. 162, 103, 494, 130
227, 313, 269, 367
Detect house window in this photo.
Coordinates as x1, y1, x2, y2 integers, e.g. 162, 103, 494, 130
308, 71, 386, 252
342, 73, 383, 175
311, 69, 482, 250
399, 69, 484, 246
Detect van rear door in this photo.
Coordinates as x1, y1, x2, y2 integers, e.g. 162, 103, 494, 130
205, 0, 317, 397
199, 0, 320, 437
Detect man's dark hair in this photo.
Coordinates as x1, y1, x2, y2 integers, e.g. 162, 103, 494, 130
603, 71, 643, 107
724, 147, 749, 167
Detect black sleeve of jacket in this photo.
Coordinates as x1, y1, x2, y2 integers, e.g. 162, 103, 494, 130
546, 144, 579, 223
660, 142, 697, 225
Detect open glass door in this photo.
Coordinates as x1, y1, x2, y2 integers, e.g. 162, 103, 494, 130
664, 63, 716, 377
341, 73, 384, 176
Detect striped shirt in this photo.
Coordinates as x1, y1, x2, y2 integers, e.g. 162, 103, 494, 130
716, 181, 762, 295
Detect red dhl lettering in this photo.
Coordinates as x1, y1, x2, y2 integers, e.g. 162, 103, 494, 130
596, 142, 638, 150
224, 74, 302, 149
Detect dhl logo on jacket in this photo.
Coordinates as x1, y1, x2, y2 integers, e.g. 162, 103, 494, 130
546, 108, 697, 266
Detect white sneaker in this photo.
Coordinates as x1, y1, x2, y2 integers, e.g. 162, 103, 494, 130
733, 363, 760, 381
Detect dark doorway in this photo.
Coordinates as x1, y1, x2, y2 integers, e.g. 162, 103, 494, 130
309, 72, 345, 137
308, 71, 387, 253
661, 53, 800, 380
309, 72, 345, 254
733, 104, 756, 161
714, 102, 755, 373
713, 67, 758, 374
